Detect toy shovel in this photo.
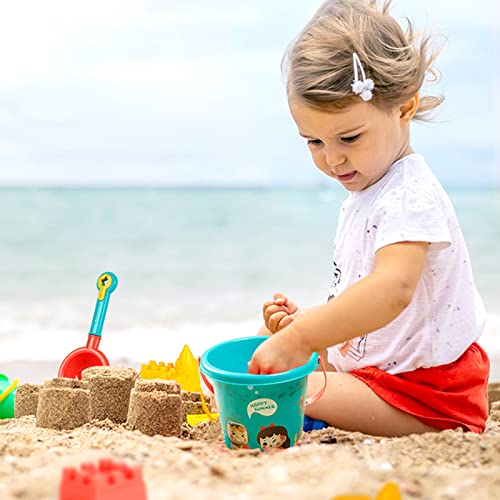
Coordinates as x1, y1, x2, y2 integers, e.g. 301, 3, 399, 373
58, 272, 118, 379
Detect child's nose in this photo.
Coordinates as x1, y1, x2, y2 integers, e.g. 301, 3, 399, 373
325, 149, 347, 170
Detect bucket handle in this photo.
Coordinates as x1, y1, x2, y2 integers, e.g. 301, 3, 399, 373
304, 355, 327, 406
198, 357, 215, 394
198, 355, 328, 405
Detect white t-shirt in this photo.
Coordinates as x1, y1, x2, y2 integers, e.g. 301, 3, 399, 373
327, 153, 486, 374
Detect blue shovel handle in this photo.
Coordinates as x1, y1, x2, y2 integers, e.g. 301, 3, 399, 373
89, 272, 118, 337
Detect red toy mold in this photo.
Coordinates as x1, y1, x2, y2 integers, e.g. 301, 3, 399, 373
59, 458, 147, 500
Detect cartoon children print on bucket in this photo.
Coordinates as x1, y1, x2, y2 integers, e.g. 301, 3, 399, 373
226, 421, 250, 450
257, 423, 291, 450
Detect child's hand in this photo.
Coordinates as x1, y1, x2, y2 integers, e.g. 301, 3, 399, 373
248, 328, 312, 375
263, 293, 302, 334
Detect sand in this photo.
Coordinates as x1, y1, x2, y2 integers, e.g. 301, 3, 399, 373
0, 404, 499, 499
2, 360, 500, 499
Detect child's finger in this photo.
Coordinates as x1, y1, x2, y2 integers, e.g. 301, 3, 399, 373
273, 292, 288, 305
262, 300, 275, 318
247, 358, 260, 374
273, 292, 299, 314
264, 304, 289, 324
272, 296, 290, 314
264, 300, 289, 315
277, 315, 295, 331
268, 311, 288, 333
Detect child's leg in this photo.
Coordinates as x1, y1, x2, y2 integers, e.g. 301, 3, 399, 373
305, 371, 438, 437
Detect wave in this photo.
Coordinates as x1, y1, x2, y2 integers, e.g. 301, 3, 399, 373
0, 319, 262, 365
0, 297, 498, 368
1, 316, 499, 366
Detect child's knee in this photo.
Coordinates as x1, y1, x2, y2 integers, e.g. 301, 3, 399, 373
306, 371, 326, 396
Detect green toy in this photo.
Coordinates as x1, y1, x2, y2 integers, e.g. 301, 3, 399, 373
0, 374, 19, 419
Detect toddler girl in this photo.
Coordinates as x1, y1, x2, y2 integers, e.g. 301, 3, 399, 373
249, 0, 490, 436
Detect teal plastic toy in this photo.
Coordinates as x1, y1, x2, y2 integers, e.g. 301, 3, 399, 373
58, 272, 118, 379
200, 336, 325, 451
0, 374, 19, 419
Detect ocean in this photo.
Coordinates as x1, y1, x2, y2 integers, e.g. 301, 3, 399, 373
0, 187, 499, 375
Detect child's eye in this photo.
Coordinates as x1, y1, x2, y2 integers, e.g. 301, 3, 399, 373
307, 139, 323, 147
341, 134, 361, 144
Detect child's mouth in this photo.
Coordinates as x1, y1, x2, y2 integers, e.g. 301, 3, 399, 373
336, 171, 356, 182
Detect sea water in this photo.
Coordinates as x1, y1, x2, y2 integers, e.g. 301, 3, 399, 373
0, 187, 498, 369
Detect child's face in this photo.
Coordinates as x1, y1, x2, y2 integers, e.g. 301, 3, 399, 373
259, 433, 286, 449
288, 97, 413, 192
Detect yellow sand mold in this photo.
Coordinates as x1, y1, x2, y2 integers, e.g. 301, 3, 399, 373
140, 345, 216, 422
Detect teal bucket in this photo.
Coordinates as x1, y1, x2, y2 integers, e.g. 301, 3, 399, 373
199, 336, 320, 450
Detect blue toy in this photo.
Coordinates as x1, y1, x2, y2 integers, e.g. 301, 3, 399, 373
200, 336, 326, 450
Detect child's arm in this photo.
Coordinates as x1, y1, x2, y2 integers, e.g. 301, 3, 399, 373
248, 241, 429, 374
257, 324, 272, 336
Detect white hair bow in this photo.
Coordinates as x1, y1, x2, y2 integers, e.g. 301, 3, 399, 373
351, 53, 375, 102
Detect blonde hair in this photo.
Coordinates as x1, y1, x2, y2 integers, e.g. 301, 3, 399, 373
282, 0, 445, 121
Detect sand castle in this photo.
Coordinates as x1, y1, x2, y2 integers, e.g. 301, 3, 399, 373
82, 366, 138, 423
36, 378, 91, 431
14, 361, 210, 438
14, 383, 40, 418
181, 390, 206, 420
127, 379, 183, 437
140, 344, 216, 422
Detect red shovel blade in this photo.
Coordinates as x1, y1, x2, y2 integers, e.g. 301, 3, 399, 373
58, 335, 110, 380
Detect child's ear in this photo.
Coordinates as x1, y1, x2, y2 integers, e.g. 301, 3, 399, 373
399, 93, 419, 123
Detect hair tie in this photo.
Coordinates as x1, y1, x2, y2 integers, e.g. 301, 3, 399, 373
351, 53, 375, 102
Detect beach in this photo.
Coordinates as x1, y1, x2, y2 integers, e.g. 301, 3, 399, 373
1, 401, 499, 500
1, 187, 499, 498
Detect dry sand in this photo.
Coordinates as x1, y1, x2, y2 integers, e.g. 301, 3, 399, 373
0, 403, 499, 500
2, 361, 500, 499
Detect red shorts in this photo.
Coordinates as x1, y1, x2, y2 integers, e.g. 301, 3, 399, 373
350, 343, 490, 433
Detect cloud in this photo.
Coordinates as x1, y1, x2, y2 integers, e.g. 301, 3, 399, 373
0, 0, 497, 187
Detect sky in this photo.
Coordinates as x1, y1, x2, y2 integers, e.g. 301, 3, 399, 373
0, 0, 498, 188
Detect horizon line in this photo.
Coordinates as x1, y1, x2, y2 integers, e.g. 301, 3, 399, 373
0, 182, 498, 191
